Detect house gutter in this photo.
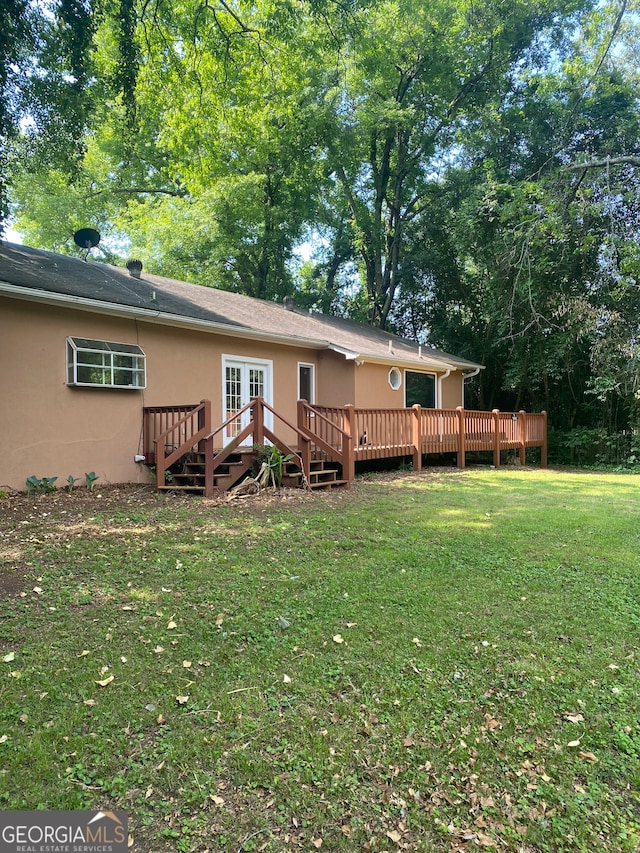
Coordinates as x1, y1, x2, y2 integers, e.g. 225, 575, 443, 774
463, 367, 482, 380
0, 282, 326, 351
327, 344, 469, 372
437, 369, 451, 407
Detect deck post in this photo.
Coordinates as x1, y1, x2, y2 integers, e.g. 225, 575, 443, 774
343, 404, 355, 483
518, 410, 527, 465
297, 399, 306, 432
456, 407, 466, 468
253, 396, 264, 446
411, 405, 422, 472
197, 399, 212, 454
492, 409, 501, 468
154, 436, 166, 490
203, 436, 215, 497
541, 411, 548, 468
299, 436, 311, 485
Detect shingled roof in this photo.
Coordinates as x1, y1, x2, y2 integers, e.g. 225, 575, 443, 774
0, 242, 482, 372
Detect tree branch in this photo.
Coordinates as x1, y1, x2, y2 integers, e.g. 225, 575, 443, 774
86, 186, 188, 199
563, 155, 640, 172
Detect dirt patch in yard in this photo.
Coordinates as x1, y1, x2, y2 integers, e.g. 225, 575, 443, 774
0, 468, 467, 600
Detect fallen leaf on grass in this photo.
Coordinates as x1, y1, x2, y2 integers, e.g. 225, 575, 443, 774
128, 835, 134, 848
175, 695, 189, 705
3, 652, 15, 663
412, 637, 423, 647
332, 635, 344, 644
33, 587, 43, 595
578, 751, 598, 763
312, 839, 323, 849
77, 650, 90, 658
182, 661, 192, 669
0, 735, 9, 744
167, 619, 177, 630
83, 699, 96, 707
477, 832, 498, 848
283, 674, 292, 684
386, 830, 403, 843
153, 646, 164, 654
565, 713, 584, 724
95, 675, 114, 687
210, 795, 225, 806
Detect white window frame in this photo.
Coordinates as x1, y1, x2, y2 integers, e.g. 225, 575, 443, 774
404, 370, 437, 409
298, 362, 316, 404
66, 337, 146, 389
388, 366, 402, 391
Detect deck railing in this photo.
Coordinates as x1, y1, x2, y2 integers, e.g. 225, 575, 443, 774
304, 404, 547, 474
143, 401, 211, 467
143, 402, 547, 492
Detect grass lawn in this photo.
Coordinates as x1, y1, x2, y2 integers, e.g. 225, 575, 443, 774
0, 467, 639, 852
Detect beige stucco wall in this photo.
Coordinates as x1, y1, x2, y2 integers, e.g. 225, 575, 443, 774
316, 351, 355, 407
0, 294, 471, 491
0, 298, 318, 491
350, 362, 465, 409
0, 300, 150, 490
440, 372, 465, 409
354, 362, 405, 408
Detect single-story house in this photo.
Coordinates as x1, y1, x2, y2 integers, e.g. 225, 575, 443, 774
0, 241, 496, 493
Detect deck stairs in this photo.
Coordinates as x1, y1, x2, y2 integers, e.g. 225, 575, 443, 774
159, 450, 251, 494
282, 456, 347, 490
158, 449, 346, 495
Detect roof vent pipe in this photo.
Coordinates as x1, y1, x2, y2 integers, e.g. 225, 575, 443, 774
283, 295, 295, 311
126, 259, 143, 278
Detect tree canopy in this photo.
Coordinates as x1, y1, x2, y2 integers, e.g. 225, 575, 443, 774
4, 0, 640, 433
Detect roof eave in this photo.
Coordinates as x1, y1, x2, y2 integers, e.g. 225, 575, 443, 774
0, 283, 327, 351
328, 344, 482, 372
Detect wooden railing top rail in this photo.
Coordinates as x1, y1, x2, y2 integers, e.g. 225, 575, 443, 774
298, 401, 350, 443
151, 401, 208, 446
298, 400, 352, 474
203, 397, 256, 444
144, 403, 200, 414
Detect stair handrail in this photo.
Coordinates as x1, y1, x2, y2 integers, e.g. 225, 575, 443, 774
153, 400, 211, 487
297, 400, 354, 481
200, 398, 307, 496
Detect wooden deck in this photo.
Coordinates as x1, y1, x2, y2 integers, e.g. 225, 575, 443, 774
142, 399, 547, 495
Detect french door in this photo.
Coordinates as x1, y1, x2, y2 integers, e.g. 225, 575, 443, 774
222, 356, 273, 445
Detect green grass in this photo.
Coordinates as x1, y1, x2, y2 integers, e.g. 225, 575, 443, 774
1, 468, 639, 852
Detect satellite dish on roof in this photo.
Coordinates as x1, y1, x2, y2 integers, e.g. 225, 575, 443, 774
73, 228, 101, 260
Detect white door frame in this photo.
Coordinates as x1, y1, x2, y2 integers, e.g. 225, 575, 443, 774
222, 355, 273, 446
